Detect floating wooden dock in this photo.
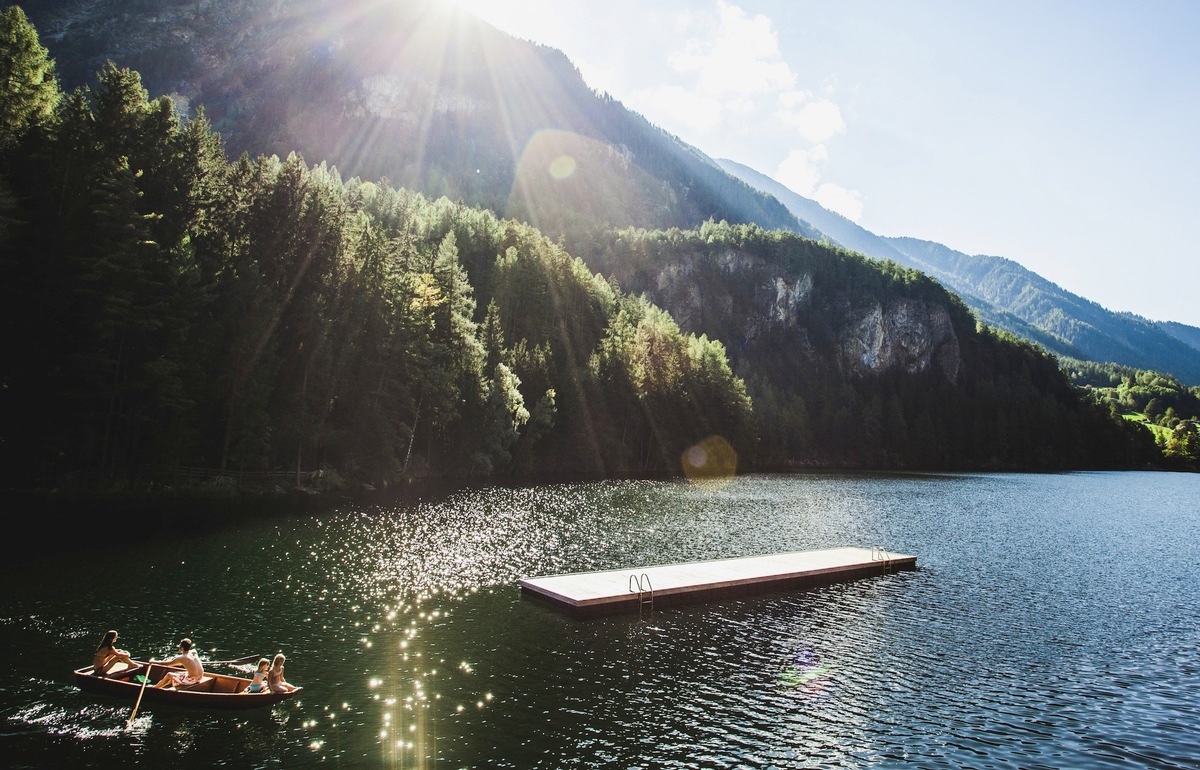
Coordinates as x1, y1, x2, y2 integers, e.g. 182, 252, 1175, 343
518, 546, 916, 617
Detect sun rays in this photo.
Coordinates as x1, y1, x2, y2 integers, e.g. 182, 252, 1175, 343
272, 0, 603, 225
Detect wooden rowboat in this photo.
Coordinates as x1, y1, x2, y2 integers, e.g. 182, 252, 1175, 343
73, 660, 302, 711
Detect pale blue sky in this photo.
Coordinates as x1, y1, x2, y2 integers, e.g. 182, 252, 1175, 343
449, 0, 1200, 327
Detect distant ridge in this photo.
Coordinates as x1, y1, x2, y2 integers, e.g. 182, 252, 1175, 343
28, 0, 812, 240
718, 158, 1200, 385
1159, 321, 1200, 355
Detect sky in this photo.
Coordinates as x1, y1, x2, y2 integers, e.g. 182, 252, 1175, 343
445, 0, 1200, 327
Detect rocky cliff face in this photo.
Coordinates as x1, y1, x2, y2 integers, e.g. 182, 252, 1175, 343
839, 298, 960, 382
637, 248, 961, 383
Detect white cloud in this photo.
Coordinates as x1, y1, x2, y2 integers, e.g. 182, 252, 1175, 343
774, 146, 829, 196
667, 1, 796, 100
775, 148, 865, 221
814, 182, 865, 221
778, 98, 846, 143
634, 2, 861, 218
778, 89, 814, 110
668, 0, 796, 100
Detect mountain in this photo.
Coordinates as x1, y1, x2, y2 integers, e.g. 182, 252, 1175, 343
715, 159, 909, 263
573, 221, 1152, 471
23, 0, 813, 241
718, 159, 1200, 385
1159, 321, 1200, 355
0, 2, 1171, 485
886, 238, 1200, 385
40, 0, 1189, 385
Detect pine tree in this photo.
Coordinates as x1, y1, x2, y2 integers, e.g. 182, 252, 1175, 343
0, 5, 59, 154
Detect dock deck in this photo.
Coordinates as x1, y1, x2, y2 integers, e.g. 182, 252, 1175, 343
518, 546, 916, 616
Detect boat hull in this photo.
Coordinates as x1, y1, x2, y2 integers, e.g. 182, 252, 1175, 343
74, 661, 302, 711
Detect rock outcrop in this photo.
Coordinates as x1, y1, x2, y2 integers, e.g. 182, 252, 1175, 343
636, 247, 961, 384
838, 299, 960, 382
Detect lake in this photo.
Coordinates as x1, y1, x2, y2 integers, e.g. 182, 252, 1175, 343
1, 471, 1197, 768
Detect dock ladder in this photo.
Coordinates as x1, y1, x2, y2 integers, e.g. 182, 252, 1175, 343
629, 572, 654, 618
871, 546, 895, 572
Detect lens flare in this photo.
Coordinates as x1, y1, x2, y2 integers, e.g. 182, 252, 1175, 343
548, 154, 577, 179
681, 435, 738, 486
509, 128, 664, 234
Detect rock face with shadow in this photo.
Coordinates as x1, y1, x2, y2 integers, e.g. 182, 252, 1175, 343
632, 246, 962, 385
838, 298, 960, 382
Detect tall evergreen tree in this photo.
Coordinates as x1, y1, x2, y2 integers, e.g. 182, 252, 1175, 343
0, 5, 58, 154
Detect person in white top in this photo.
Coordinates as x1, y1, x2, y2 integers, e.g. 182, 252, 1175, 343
268, 652, 298, 693
152, 637, 205, 688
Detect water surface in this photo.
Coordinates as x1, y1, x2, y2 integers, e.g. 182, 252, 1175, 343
1, 472, 1197, 768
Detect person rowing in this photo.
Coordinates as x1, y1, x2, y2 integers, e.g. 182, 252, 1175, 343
151, 637, 204, 689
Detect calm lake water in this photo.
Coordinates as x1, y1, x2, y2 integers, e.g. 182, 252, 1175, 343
1, 471, 1197, 769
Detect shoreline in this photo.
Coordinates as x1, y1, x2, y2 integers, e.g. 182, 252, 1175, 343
2, 462, 1178, 565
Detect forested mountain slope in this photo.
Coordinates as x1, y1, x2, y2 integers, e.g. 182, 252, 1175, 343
0, 6, 1170, 491
34, 0, 1195, 387
22, 0, 809, 240
1158, 321, 1200, 355
719, 159, 1200, 386
888, 237, 1200, 385
0, 13, 758, 486
577, 223, 1153, 470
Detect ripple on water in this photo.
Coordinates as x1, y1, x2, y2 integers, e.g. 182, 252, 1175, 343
4, 472, 1200, 768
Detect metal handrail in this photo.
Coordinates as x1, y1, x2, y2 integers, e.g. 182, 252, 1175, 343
628, 572, 654, 618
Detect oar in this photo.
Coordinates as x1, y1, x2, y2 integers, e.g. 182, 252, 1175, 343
205, 654, 261, 666
125, 660, 153, 729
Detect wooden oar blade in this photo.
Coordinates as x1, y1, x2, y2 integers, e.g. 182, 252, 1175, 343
126, 661, 152, 729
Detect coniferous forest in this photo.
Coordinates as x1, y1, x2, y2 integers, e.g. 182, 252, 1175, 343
0, 7, 1176, 501
1, 6, 756, 492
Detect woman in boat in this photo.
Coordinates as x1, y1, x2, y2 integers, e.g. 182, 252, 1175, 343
92, 630, 135, 676
151, 637, 204, 688
242, 658, 270, 693
268, 653, 297, 693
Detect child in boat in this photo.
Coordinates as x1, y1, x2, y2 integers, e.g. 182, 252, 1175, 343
268, 653, 297, 693
151, 637, 205, 688
242, 658, 270, 693
92, 630, 135, 676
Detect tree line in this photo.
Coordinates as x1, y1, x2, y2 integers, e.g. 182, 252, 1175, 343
0, 6, 751, 491
1066, 359, 1200, 470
